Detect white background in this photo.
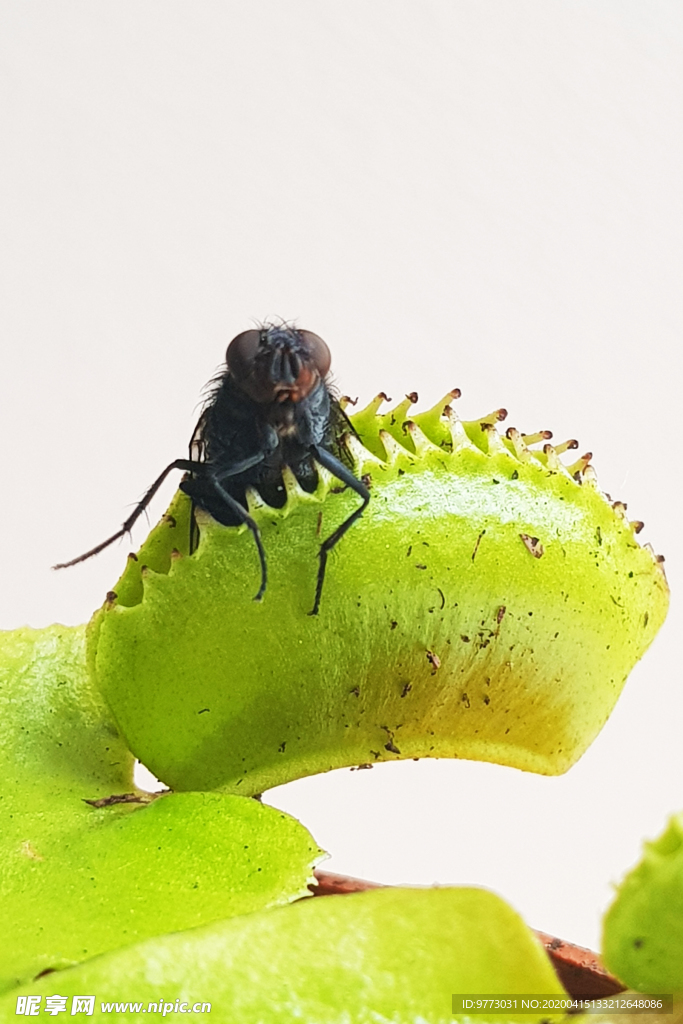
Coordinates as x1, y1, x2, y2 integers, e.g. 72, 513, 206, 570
1, 2, 681, 952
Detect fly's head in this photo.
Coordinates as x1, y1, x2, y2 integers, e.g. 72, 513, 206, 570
227, 325, 331, 435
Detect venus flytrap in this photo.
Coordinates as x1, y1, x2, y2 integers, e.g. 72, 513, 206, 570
88, 391, 668, 795
0, 381, 671, 1013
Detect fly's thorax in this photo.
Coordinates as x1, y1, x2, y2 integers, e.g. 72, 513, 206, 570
198, 379, 273, 463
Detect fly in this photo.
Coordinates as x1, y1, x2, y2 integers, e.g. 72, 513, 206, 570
54, 323, 371, 615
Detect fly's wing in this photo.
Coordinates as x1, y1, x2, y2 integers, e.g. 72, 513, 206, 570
188, 366, 231, 465
188, 408, 209, 464
186, 407, 211, 553
325, 396, 361, 473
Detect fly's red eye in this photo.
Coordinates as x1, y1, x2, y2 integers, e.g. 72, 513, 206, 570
298, 331, 331, 378
226, 330, 262, 381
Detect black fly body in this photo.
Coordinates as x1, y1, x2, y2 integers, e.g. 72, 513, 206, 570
55, 324, 371, 615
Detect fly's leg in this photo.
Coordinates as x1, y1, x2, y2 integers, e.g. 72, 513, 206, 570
309, 444, 371, 616
186, 451, 267, 556
208, 474, 268, 602
53, 458, 199, 569
189, 499, 201, 555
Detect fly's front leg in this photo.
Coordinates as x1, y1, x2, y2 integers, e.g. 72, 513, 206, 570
185, 451, 269, 556
209, 473, 268, 602
309, 444, 371, 615
53, 458, 199, 569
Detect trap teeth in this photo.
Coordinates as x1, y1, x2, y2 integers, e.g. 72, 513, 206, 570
357, 392, 392, 419
473, 408, 508, 428
281, 465, 307, 502
378, 429, 414, 464
504, 427, 533, 462
643, 541, 666, 568
581, 464, 598, 487
349, 393, 394, 450
410, 389, 461, 447
542, 443, 561, 472
480, 422, 512, 457
521, 430, 553, 446
433, 388, 462, 410
403, 420, 442, 456
389, 393, 418, 425
567, 452, 593, 478
443, 406, 479, 452
244, 486, 271, 515
341, 431, 384, 473
554, 439, 579, 455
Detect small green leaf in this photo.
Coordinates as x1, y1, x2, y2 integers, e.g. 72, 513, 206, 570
0, 887, 567, 1023
0, 624, 133, 800
0, 627, 323, 992
603, 812, 683, 992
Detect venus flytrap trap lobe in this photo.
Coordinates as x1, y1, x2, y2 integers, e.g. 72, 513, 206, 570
89, 387, 668, 795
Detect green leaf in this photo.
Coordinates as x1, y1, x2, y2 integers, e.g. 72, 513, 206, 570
0, 624, 133, 800
603, 812, 683, 992
0, 626, 323, 992
0, 887, 567, 1023
90, 399, 669, 794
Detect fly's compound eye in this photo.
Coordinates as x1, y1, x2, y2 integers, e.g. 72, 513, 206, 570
226, 330, 262, 382
298, 331, 331, 378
